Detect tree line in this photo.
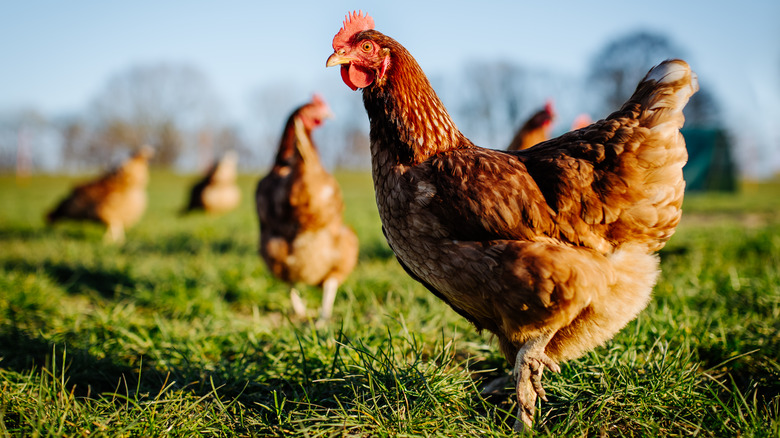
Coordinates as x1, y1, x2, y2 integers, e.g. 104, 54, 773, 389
0, 30, 722, 174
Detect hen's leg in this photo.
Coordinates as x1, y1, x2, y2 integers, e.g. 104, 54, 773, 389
104, 222, 125, 243
513, 331, 561, 432
318, 277, 339, 323
290, 287, 307, 318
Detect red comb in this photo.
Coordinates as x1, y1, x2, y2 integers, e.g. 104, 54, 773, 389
333, 10, 375, 50
544, 99, 555, 115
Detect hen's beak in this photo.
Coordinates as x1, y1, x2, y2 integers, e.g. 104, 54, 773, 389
326, 52, 352, 67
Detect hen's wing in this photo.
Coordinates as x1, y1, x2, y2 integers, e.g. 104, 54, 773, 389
255, 129, 344, 238
47, 174, 117, 222
183, 173, 211, 212
256, 170, 293, 233
517, 60, 696, 252
417, 60, 696, 254
416, 148, 556, 242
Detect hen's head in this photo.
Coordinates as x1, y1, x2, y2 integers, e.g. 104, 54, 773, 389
133, 145, 156, 161
540, 100, 556, 126
544, 100, 555, 118
297, 94, 333, 131
526, 100, 556, 131
326, 11, 390, 91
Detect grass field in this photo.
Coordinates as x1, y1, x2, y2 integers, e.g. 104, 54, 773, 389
1, 171, 778, 437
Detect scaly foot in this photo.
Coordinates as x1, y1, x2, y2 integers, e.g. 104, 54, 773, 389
290, 287, 307, 318
512, 334, 561, 432
317, 277, 339, 323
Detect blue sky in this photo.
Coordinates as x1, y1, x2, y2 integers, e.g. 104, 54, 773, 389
2, 1, 779, 175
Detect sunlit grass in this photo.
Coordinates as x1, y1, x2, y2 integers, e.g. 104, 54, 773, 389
0, 171, 778, 436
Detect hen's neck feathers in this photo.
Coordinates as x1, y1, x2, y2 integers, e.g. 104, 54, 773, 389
361, 33, 470, 164
273, 112, 312, 168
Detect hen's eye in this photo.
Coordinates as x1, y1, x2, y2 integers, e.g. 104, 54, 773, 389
361, 42, 373, 52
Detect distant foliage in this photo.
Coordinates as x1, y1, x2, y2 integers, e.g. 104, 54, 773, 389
588, 31, 684, 112
0, 109, 59, 173
0, 32, 732, 174
458, 61, 528, 146
588, 30, 722, 128
84, 62, 226, 168
683, 87, 723, 128
454, 60, 580, 147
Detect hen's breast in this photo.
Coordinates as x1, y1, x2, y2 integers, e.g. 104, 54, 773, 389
287, 227, 344, 285
372, 150, 502, 319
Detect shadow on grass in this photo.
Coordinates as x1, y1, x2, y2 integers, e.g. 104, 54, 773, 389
0, 324, 501, 434
124, 231, 256, 257
0, 225, 45, 241
0, 224, 101, 242
2, 258, 138, 298
696, 343, 780, 406
358, 238, 395, 261
0, 330, 159, 397
0, 327, 300, 418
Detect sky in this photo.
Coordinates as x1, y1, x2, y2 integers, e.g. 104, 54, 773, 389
2, 0, 779, 175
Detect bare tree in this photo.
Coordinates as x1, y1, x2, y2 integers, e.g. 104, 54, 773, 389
212, 125, 251, 171
588, 31, 684, 114
454, 60, 584, 148
458, 61, 528, 146
335, 127, 370, 170
248, 81, 300, 169
59, 119, 88, 171
87, 62, 223, 167
0, 108, 57, 174
588, 30, 723, 128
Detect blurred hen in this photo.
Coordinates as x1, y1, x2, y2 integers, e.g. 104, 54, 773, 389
255, 95, 358, 322
46, 146, 154, 242
506, 100, 556, 151
182, 151, 241, 215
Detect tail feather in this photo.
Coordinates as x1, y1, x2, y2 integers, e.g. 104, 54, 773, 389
46, 205, 62, 224
633, 59, 699, 132
632, 60, 697, 176
617, 60, 698, 251
523, 60, 698, 253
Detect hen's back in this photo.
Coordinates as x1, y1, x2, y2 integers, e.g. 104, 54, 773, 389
518, 60, 698, 254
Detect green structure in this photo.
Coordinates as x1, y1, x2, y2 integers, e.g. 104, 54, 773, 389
682, 128, 737, 192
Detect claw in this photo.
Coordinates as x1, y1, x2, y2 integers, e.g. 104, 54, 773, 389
511, 332, 560, 432
541, 356, 562, 374
531, 369, 547, 402
514, 357, 543, 430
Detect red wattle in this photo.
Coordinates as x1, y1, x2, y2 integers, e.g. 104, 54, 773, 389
341, 64, 373, 90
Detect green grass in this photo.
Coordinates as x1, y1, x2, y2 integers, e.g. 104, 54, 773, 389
1, 171, 779, 437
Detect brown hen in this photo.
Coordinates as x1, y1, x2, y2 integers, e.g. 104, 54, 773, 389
506, 100, 555, 151
255, 95, 358, 322
327, 11, 697, 431
182, 151, 241, 215
46, 146, 154, 243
